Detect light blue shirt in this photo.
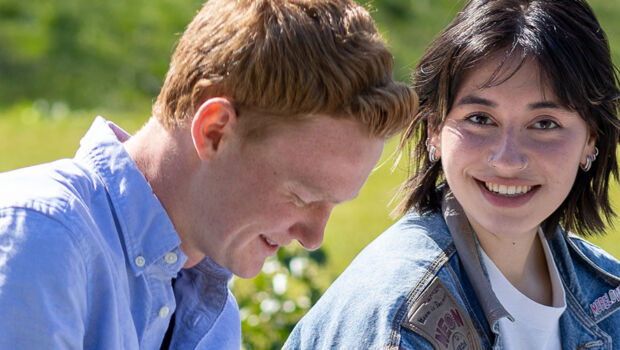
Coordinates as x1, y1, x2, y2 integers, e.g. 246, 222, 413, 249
0, 117, 241, 349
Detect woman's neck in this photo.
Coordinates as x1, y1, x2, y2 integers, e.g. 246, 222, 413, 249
473, 223, 553, 306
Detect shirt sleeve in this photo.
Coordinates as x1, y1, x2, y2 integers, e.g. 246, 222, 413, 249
0, 208, 88, 349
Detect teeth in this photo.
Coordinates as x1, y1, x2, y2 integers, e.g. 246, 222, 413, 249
484, 182, 532, 196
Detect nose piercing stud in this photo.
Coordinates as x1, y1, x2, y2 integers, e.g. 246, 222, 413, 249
488, 154, 496, 168
519, 157, 528, 170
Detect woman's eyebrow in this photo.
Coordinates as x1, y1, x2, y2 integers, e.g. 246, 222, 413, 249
454, 94, 497, 108
527, 101, 562, 110
455, 94, 564, 110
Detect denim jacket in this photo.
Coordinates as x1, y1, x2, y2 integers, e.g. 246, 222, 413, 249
286, 191, 620, 349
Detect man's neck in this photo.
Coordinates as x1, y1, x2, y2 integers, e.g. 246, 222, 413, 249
124, 117, 206, 268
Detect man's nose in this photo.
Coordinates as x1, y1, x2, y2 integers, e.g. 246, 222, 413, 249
290, 205, 332, 251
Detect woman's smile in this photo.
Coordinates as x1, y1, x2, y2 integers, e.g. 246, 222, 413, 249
431, 54, 595, 241
483, 182, 533, 196
475, 178, 540, 208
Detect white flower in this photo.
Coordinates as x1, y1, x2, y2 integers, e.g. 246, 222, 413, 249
260, 298, 281, 314
272, 273, 288, 295
289, 257, 308, 278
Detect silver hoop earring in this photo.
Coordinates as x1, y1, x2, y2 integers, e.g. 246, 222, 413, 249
592, 147, 599, 161
429, 145, 439, 163
581, 156, 592, 172
580, 147, 599, 172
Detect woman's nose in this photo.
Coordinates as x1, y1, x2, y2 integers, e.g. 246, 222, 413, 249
488, 129, 528, 172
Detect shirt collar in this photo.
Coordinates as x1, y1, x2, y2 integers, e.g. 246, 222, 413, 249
440, 188, 513, 330
75, 116, 187, 276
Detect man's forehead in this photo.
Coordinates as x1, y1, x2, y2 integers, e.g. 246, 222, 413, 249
240, 112, 367, 142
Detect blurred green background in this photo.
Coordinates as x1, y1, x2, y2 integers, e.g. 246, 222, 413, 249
1, 0, 619, 349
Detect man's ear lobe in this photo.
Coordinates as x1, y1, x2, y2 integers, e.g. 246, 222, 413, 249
191, 98, 237, 160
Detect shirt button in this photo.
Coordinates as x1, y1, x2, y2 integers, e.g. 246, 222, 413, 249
159, 306, 170, 318
164, 252, 178, 264
135, 256, 146, 267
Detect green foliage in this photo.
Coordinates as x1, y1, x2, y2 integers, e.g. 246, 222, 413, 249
232, 245, 331, 350
0, 0, 202, 110
0, 0, 617, 110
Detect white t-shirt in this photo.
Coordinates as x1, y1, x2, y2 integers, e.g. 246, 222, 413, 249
481, 229, 566, 350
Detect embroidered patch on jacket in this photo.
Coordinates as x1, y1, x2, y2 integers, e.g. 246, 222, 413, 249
590, 285, 620, 318
401, 277, 481, 350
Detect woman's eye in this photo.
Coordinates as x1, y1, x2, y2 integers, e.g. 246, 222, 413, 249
532, 119, 559, 129
465, 114, 494, 125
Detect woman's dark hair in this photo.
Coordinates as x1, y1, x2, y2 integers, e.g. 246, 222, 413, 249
399, 0, 620, 236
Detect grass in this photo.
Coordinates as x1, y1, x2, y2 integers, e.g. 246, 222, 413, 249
0, 103, 147, 172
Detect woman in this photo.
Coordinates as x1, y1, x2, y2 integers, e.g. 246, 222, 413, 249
286, 0, 620, 349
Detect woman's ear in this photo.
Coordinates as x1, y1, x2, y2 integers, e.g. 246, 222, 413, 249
580, 132, 597, 165
191, 97, 238, 161
427, 122, 441, 160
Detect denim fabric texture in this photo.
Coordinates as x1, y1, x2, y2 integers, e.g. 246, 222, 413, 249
286, 192, 620, 349
0, 117, 240, 349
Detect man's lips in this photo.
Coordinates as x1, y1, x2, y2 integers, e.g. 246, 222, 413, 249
260, 234, 279, 247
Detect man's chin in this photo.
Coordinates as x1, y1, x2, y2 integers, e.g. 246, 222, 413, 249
232, 263, 264, 279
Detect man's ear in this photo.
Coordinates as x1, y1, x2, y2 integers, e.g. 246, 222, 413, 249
191, 97, 237, 161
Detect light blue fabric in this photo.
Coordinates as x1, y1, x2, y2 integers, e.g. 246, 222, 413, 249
286, 204, 620, 349
0, 116, 240, 349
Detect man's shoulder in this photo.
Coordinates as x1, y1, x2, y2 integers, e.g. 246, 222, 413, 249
286, 211, 460, 349
0, 159, 107, 259
0, 159, 99, 223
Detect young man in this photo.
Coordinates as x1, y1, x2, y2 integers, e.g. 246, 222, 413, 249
0, 0, 416, 348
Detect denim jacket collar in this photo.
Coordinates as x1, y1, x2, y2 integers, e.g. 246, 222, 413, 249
441, 189, 513, 334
